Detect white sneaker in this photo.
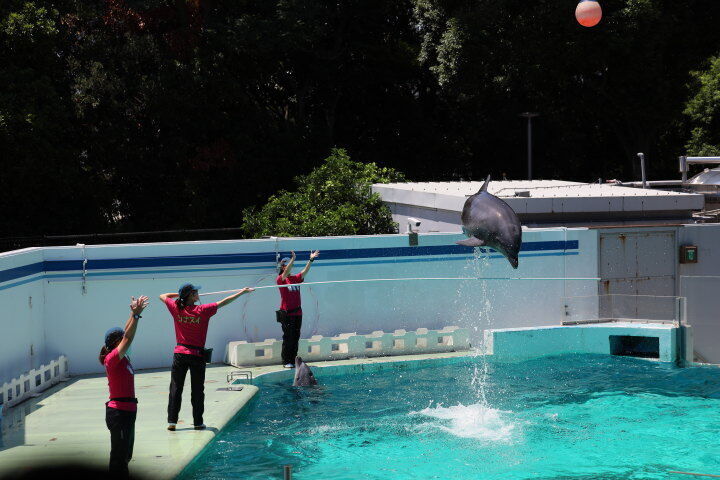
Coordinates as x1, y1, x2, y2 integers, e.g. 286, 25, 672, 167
283, 363, 295, 368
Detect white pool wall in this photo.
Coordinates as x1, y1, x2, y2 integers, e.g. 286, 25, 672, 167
0, 229, 598, 381
0, 248, 47, 384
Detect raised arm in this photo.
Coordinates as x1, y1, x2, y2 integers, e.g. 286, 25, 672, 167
280, 251, 296, 281
159, 292, 178, 302
118, 295, 149, 359
299, 250, 320, 279
217, 287, 254, 309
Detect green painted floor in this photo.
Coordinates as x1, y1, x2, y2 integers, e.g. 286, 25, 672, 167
0, 351, 472, 479
0, 364, 257, 479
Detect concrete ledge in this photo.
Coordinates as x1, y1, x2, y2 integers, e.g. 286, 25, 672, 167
486, 322, 688, 363
250, 350, 477, 385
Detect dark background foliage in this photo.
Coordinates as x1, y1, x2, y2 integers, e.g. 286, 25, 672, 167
2, 0, 720, 238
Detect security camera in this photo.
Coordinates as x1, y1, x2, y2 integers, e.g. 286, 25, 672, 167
407, 217, 422, 233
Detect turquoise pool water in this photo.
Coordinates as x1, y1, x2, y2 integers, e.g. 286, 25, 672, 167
183, 355, 720, 480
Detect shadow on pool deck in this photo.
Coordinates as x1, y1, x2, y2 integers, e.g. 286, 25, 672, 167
0, 351, 473, 479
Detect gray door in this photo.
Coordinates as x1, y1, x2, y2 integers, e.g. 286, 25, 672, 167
598, 230, 676, 320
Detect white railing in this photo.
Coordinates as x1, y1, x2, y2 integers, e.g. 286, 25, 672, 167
561, 294, 686, 326
226, 326, 470, 366
0, 356, 69, 412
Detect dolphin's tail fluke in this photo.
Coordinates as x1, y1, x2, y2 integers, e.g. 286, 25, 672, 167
478, 174, 491, 193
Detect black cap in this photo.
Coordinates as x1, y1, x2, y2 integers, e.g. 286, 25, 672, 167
178, 283, 201, 299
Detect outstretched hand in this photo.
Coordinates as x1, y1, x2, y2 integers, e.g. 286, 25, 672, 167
130, 295, 149, 314
310, 250, 320, 260
241, 287, 255, 294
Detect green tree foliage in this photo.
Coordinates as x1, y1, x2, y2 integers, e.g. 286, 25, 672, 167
685, 56, 720, 156
0, 1, 109, 236
413, 0, 720, 180
241, 149, 405, 237
2, 0, 720, 239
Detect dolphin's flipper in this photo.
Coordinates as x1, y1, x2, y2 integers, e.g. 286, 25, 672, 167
456, 237, 485, 247
478, 174, 491, 193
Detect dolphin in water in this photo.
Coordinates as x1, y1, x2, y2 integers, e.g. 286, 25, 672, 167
456, 175, 522, 269
293, 356, 318, 386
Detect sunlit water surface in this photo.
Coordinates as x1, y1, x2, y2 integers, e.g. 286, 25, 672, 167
182, 355, 720, 480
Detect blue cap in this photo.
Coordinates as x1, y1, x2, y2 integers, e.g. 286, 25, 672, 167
104, 327, 124, 348
178, 283, 201, 298
277, 257, 291, 273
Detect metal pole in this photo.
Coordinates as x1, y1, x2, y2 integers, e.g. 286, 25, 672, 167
519, 112, 539, 181
528, 117, 533, 181
637, 153, 646, 188
679, 156, 687, 183
284, 465, 292, 480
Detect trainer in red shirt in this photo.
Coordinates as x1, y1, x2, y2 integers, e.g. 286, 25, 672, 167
159, 283, 254, 431
99, 295, 149, 479
276, 250, 320, 368
163, 297, 218, 356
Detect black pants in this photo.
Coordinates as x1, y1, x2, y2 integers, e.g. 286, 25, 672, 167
106, 406, 136, 479
168, 353, 206, 425
281, 314, 303, 365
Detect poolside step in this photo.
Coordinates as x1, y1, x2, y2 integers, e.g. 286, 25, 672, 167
225, 326, 470, 366
485, 322, 690, 363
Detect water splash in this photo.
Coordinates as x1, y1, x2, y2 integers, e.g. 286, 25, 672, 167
453, 249, 494, 352
453, 249, 497, 406
412, 403, 516, 442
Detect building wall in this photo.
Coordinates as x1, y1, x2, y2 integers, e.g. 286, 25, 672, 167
678, 224, 720, 363
389, 204, 462, 233
0, 229, 597, 380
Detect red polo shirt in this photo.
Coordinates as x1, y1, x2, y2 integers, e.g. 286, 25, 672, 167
164, 298, 218, 356
277, 273, 304, 316
104, 348, 136, 412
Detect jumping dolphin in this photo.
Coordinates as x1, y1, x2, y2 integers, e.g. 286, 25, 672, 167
293, 357, 318, 386
456, 175, 522, 269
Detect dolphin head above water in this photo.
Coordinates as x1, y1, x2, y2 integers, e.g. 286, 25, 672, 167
293, 356, 318, 386
456, 175, 522, 269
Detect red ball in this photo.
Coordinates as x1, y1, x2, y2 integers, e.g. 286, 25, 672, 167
576, 0, 602, 27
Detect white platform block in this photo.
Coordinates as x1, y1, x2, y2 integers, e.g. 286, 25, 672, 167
226, 326, 471, 367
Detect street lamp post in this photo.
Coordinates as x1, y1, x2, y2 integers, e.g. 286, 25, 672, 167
519, 112, 539, 181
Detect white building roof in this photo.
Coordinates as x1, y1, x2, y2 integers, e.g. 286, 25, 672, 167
372, 180, 704, 218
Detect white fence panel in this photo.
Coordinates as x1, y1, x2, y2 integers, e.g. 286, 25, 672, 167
0, 355, 69, 412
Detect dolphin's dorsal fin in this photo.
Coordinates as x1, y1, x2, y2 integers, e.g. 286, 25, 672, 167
478, 174, 491, 193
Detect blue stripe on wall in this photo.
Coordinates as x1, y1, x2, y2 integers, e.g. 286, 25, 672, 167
0, 240, 579, 286
277, 241, 578, 262
43, 252, 273, 272
0, 262, 44, 283
0, 250, 580, 292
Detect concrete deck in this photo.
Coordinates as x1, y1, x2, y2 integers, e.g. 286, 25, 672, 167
0, 351, 473, 479
0, 364, 256, 479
